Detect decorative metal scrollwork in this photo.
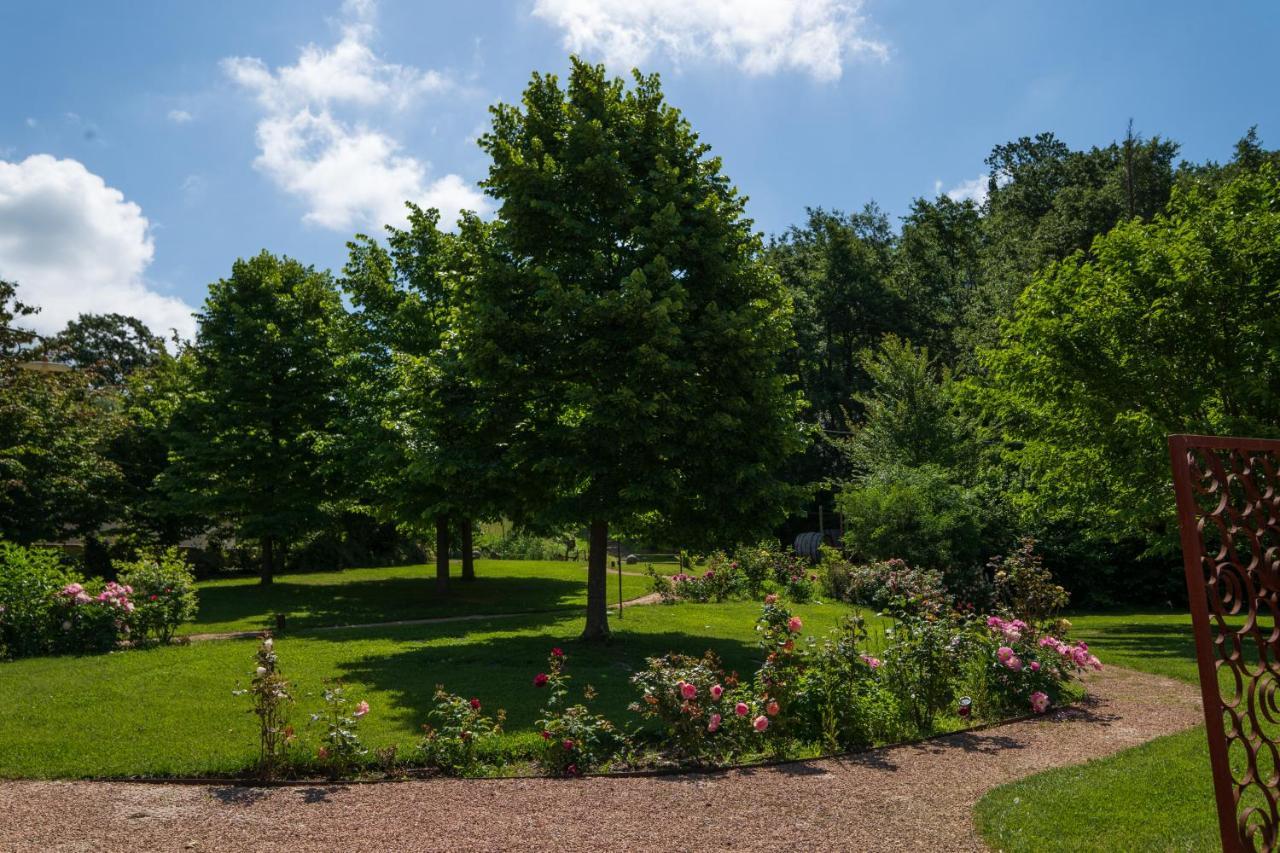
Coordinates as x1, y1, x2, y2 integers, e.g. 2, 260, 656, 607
1170, 434, 1280, 853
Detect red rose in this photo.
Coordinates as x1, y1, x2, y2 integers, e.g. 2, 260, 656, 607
562, 739, 575, 751
565, 764, 579, 777
149, 594, 158, 601
541, 730, 551, 739
551, 647, 564, 658
469, 697, 481, 710
533, 673, 549, 687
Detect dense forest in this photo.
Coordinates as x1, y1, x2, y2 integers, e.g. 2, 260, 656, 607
4, 62, 1279, 611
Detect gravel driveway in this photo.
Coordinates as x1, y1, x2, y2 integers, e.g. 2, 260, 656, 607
0, 666, 1202, 852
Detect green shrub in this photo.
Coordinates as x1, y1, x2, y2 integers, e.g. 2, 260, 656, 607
990, 537, 1068, 630
795, 614, 905, 751
418, 688, 505, 777
532, 648, 621, 776
0, 542, 79, 659
879, 609, 964, 731
822, 552, 951, 617
117, 547, 198, 643
838, 463, 982, 574
628, 651, 739, 761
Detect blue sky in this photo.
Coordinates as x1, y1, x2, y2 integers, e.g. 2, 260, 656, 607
1, 0, 1276, 340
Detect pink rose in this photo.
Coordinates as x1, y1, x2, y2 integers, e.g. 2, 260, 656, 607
1005, 656, 1024, 673
766, 700, 780, 717
680, 682, 697, 700
1029, 661, 1040, 673
353, 700, 370, 718
735, 702, 749, 717
860, 654, 881, 670
1030, 691, 1050, 714
753, 715, 769, 732
787, 616, 803, 633
710, 684, 724, 700
708, 713, 722, 733
997, 646, 1014, 662
764, 594, 778, 605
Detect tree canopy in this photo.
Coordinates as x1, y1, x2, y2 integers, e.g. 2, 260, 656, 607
467, 59, 806, 637
164, 252, 345, 584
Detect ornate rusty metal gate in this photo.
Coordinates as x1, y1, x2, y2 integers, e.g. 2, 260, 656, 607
1170, 434, 1280, 852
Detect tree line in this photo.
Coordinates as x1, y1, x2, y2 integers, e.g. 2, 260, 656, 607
4, 58, 1279, 633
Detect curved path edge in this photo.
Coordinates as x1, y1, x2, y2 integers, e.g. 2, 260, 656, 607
0, 666, 1203, 852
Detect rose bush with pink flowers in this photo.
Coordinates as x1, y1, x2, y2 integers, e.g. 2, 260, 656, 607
628, 651, 743, 761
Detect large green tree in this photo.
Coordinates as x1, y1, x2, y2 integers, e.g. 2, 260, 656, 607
982, 163, 1280, 557
41, 313, 167, 387
0, 284, 126, 544
468, 59, 806, 639
165, 252, 344, 584
341, 205, 510, 592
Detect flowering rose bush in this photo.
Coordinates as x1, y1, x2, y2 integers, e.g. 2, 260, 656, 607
418, 687, 505, 777
629, 651, 741, 761
533, 648, 621, 777
311, 682, 370, 778
750, 596, 809, 754
233, 634, 295, 779
51, 580, 132, 654
961, 615, 1102, 718
824, 555, 950, 618
117, 547, 198, 643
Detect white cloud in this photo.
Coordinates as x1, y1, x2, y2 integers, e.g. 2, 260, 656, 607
0, 154, 196, 340
222, 1, 482, 232
168, 109, 194, 124
531, 0, 887, 82
945, 174, 989, 205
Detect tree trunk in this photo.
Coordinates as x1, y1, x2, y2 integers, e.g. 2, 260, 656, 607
435, 514, 450, 595
260, 535, 275, 586
461, 518, 475, 581
582, 519, 610, 641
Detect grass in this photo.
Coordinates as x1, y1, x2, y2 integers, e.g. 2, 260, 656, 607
187, 559, 655, 634
975, 608, 1224, 852
0, 589, 876, 778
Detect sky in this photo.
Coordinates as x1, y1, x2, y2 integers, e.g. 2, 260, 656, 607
1, 0, 1276, 341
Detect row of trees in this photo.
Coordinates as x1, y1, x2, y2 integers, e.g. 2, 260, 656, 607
5, 56, 1279, 620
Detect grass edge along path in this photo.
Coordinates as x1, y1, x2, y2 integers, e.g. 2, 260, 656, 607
974, 610, 1221, 852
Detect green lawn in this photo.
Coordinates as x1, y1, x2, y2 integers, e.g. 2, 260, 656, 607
187, 559, 654, 634
975, 609, 1222, 852
0, 594, 875, 778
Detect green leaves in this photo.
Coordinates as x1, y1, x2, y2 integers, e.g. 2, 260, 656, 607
165, 252, 345, 572
981, 164, 1280, 554
465, 57, 805, 546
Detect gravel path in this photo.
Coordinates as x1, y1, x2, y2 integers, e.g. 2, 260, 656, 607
0, 666, 1201, 852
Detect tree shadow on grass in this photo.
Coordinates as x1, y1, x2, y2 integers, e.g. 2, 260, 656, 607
192, 574, 590, 634
326, 627, 765, 739
1073, 619, 1199, 668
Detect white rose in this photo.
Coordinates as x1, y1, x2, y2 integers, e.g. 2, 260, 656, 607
256, 666, 267, 676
